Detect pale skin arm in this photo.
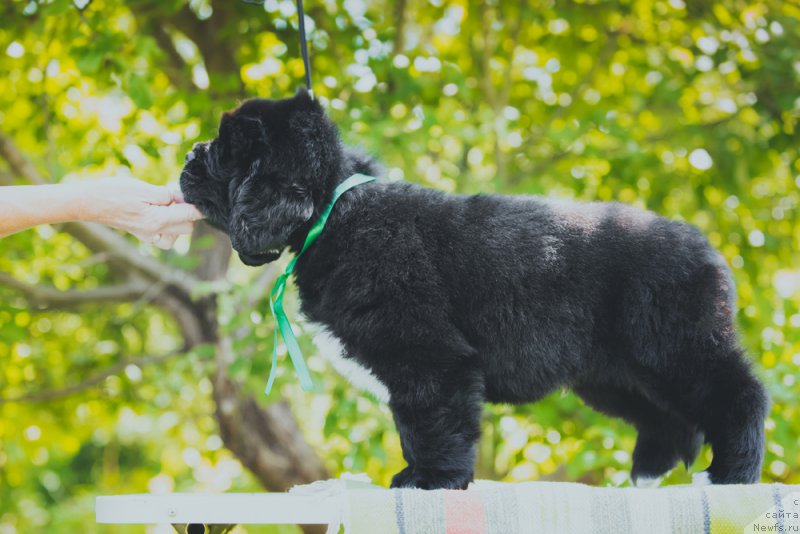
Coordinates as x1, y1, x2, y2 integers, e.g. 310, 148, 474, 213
0, 178, 203, 249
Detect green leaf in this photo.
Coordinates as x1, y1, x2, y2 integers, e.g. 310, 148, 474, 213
45, 0, 73, 16
140, 143, 160, 159
228, 356, 251, 379
126, 73, 154, 109
75, 48, 105, 74
191, 344, 217, 360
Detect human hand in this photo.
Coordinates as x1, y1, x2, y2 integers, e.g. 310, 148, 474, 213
75, 177, 203, 249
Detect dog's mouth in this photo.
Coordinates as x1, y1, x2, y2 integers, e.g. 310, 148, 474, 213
238, 248, 282, 266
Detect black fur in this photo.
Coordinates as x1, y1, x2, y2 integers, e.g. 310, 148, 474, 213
180, 88, 768, 489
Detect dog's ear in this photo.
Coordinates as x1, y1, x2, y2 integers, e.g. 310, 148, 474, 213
229, 177, 314, 266
293, 86, 323, 112
216, 112, 266, 165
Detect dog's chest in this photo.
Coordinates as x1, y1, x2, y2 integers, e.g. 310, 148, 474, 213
307, 323, 390, 402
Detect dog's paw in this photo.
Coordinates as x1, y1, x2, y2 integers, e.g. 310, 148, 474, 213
632, 475, 663, 488
692, 471, 712, 487
390, 466, 416, 488
390, 467, 472, 490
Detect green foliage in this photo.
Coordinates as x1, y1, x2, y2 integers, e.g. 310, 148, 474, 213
1, 0, 799, 533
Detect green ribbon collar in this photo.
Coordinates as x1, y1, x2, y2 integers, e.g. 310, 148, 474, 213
265, 173, 377, 394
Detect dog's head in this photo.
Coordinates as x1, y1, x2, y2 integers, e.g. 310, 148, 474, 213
180, 88, 341, 266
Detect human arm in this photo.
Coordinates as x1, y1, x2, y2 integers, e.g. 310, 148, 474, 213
0, 178, 203, 248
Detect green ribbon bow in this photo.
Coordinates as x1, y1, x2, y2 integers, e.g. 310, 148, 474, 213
265, 173, 377, 394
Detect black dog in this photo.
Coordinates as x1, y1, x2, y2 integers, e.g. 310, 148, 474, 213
180, 88, 768, 489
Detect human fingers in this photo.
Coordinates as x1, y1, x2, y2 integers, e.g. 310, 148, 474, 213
129, 229, 175, 248
148, 185, 176, 206
170, 187, 186, 204
152, 233, 178, 250
102, 177, 173, 205
159, 202, 204, 225
159, 222, 195, 236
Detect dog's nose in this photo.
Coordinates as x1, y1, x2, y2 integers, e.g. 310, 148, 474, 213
185, 150, 196, 163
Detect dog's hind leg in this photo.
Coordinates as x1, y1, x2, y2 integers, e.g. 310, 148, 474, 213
574, 385, 702, 486
683, 348, 768, 484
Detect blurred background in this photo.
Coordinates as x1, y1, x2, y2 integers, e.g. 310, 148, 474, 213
1, 0, 799, 532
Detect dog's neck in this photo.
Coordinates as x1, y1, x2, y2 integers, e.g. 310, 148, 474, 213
285, 145, 382, 254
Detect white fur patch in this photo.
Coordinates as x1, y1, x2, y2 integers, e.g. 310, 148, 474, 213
692, 471, 712, 487
542, 197, 603, 235
543, 197, 656, 235
541, 235, 562, 265
634, 475, 663, 488
308, 324, 390, 403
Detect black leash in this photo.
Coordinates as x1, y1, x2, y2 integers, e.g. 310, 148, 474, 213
295, 0, 313, 93
242, 0, 313, 93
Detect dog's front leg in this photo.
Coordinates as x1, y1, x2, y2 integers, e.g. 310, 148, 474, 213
388, 369, 484, 490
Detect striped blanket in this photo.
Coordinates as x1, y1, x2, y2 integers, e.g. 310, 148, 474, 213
340, 481, 800, 534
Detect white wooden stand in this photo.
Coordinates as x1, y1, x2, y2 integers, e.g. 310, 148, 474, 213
96, 493, 341, 530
